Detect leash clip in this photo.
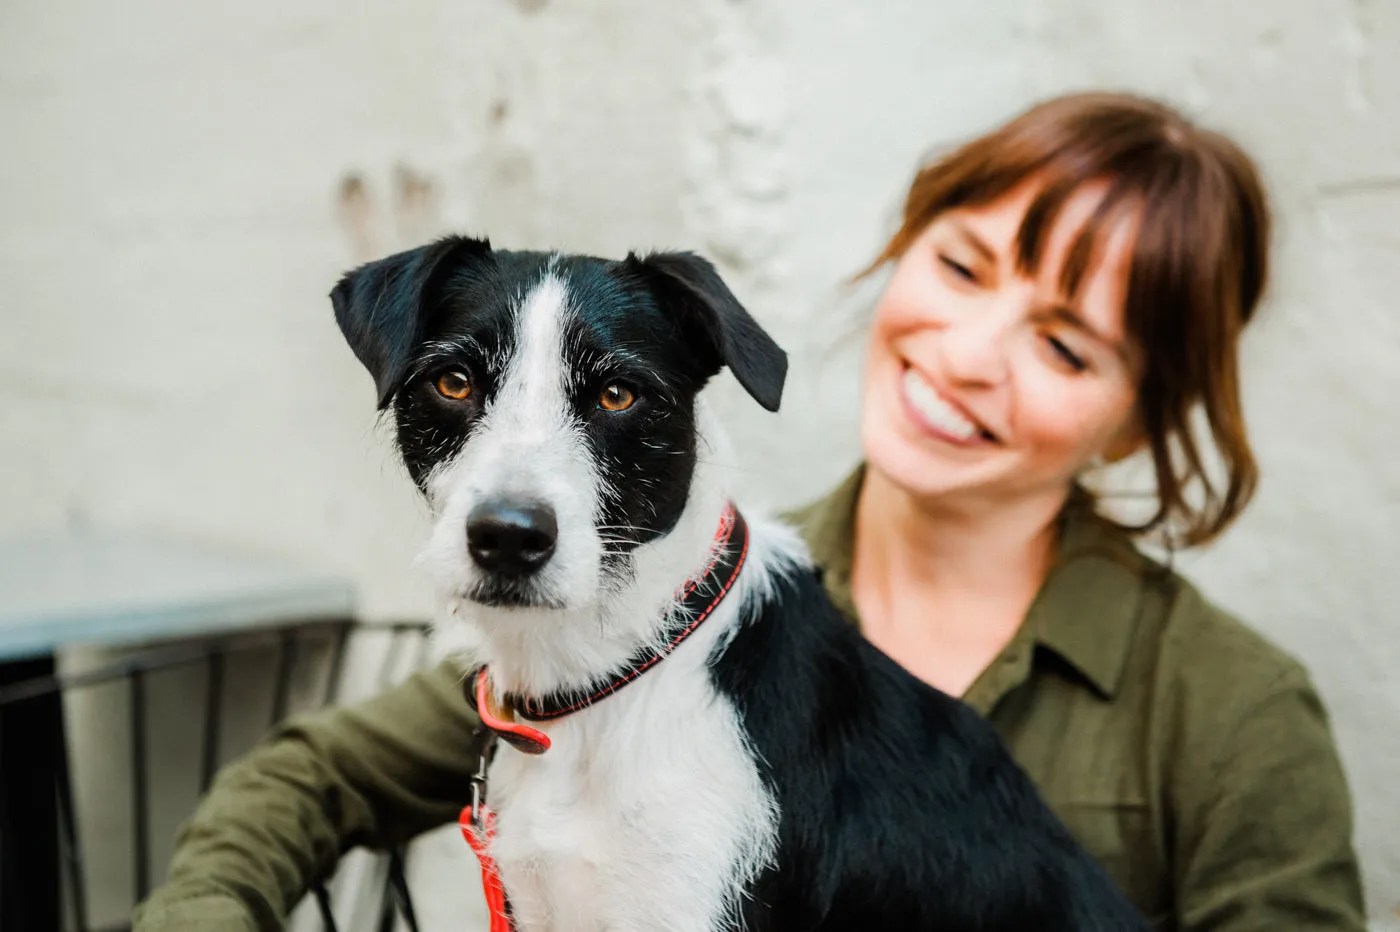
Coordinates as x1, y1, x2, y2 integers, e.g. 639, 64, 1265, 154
468, 730, 495, 830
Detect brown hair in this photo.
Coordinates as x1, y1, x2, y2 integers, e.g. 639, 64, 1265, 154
862, 91, 1270, 547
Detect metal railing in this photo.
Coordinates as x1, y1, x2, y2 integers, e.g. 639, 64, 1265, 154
0, 620, 434, 932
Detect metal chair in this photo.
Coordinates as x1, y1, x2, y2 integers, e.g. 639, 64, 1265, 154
0, 620, 434, 932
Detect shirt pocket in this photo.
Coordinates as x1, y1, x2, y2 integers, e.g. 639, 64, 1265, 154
1054, 800, 1173, 929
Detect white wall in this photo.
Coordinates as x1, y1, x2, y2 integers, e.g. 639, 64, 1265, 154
2, 1, 1396, 928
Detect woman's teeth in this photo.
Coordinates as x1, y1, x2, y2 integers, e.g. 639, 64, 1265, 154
902, 368, 979, 441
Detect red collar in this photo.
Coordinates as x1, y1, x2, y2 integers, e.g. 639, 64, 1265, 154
465, 502, 750, 755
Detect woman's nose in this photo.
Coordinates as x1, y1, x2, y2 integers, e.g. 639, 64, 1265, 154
938, 303, 1013, 387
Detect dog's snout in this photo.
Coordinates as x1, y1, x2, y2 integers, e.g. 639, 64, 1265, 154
466, 500, 559, 575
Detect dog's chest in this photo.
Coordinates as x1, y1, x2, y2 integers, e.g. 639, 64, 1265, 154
483, 667, 775, 932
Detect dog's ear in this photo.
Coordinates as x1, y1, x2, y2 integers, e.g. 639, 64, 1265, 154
330, 235, 492, 409
628, 251, 788, 412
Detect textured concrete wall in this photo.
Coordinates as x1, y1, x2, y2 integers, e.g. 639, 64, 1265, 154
2, 1, 1395, 928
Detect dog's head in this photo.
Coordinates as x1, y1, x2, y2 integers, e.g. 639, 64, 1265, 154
331, 236, 786, 618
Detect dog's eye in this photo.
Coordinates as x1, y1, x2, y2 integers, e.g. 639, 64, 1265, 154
597, 384, 636, 412
435, 371, 472, 401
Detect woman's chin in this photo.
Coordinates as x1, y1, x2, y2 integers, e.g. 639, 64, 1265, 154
862, 423, 1000, 503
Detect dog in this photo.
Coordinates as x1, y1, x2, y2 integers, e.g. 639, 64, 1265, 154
330, 236, 1149, 931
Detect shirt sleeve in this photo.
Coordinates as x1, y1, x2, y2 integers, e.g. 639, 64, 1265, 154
1172, 664, 1367, 931
132, 658, 484, 931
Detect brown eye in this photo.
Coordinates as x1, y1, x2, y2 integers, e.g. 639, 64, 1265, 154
435, 371, 472, 400
598, 383, 636, 412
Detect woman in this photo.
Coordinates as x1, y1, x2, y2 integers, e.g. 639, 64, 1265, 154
134, 92, 1366, 930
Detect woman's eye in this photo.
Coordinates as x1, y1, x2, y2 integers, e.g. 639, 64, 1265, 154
1047, 336, 1087, 373
597, 383, 637, 412
435, 370, 472, 400
938, 254, 977, 282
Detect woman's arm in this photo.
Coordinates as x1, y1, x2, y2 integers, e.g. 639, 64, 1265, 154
1172, 663, 1367, 931
132, 658, 484, 932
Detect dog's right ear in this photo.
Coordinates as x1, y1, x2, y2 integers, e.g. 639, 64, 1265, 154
330, 235, 491, 409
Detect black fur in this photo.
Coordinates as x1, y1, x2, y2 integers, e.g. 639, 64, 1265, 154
330, 235, 494, 410
711, 567, 1149, 931
625, 251, 788, 412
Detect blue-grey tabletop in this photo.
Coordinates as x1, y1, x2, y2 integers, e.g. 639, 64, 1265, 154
0, 532, 357, 662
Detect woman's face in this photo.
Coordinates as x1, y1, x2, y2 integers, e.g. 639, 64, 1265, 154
861, 180, 1143, 510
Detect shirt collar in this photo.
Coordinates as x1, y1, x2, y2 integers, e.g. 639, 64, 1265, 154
1028, 496, 1148, 698
787, 463, 1148, 700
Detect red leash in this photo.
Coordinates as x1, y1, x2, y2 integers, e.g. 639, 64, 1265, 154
460, 802, 511, 932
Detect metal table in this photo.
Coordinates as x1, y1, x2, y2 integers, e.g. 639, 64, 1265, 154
0, 531, 357, 931
0, 533, 356, 665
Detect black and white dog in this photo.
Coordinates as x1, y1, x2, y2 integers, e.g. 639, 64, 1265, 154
330, 237, 1148, 931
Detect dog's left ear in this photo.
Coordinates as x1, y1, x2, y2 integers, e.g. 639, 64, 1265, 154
629, 251, 788, 412
330, 235, 491, 409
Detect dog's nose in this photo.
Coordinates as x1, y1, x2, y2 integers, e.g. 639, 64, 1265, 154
466, 500, 558, 575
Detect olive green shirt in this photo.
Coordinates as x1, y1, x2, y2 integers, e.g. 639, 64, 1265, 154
133, 468, 1366, 931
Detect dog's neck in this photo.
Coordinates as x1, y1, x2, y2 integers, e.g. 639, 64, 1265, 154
434, 403, 739, 699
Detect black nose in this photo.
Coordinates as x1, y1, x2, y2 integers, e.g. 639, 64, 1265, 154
466, 500, 558, 575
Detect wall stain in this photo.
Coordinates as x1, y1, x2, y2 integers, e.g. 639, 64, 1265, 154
335, 172, 378, 262
393, 163, 441, 245
334, 165, 445, 262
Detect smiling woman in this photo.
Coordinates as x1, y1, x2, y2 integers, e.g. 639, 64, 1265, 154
822, 90, 1366, 926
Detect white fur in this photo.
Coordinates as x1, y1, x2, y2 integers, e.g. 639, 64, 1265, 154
484, 508, 805, 932
419, 269, 617, 695
413, 269, 811, 931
